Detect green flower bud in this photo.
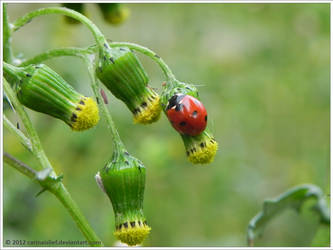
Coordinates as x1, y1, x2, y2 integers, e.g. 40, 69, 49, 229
161, 80, 218, 164
3, 63, 99, 131
62, 3, 85, 24
97, 3, 130, 25
96, 150, 151, 246
97, 46, 161, 124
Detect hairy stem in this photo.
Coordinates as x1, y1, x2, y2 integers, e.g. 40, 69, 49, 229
3, 3, 14, 63
13, 7, 108, 55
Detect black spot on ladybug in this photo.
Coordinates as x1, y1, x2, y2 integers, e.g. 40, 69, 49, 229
71, 113, 77, 122
26, 73, 32, 77
166, 94, 185, 110
123, 222, 128, 228
179, 121, 186, 126
175, 104, 183, 112
79, 100, 85, 105
200, 142, 205, 148
109, 57, 115, 64
76, 107, 81, 111
141, 102, 147, 108
192, 110, 198, 118
205, 115, 207, 121
130, 221, 136, 227
154, 54, 160, 58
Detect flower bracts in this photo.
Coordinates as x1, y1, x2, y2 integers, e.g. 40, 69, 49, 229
96, 150, 151, 246
97, 46, 161, 124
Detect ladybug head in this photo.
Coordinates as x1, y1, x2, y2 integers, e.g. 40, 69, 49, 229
166, 94, 185, 111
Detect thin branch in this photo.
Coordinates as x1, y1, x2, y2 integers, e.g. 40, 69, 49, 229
4, 152, 37, 179
3, 115, 32, 151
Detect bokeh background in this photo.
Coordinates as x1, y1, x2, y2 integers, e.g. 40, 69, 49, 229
3, 3, 330, 247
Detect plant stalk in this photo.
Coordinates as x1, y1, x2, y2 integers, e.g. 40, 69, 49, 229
3, 3, 14, 63
13, 7, 108, 55
3, 152, 103, 247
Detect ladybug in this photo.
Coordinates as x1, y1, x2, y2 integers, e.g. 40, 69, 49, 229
166, 94, 207, 136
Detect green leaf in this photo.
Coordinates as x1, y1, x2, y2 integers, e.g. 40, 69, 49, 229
247, 184, 330, 246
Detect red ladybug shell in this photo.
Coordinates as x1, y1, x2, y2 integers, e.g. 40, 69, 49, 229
166, 94, 207, 136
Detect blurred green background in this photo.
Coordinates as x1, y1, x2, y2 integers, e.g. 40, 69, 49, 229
3, 3, 330, 247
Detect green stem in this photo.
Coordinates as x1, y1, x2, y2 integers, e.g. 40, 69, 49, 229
3, 79, 49, 172
109, 42, 177, 82
13, 7, 108, 55
20, 47, 90, 67
3, 152, 103, 247
3, 115, 32, 151
3, 3, 14, 63
85, 56, 125, 152
4, 152, 37, 179
49, 183, 104, 247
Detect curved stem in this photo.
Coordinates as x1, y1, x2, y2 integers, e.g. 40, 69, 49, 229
109, 42, 177, 82
3, 3, 14, 63
20, 47, 90, 67
13, 7, 108, 55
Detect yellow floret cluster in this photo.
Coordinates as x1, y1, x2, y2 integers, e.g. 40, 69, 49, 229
71, 97, 100, 131
114, 222, 151, 246
133, 94, 161, 125
187, 139, 218, 164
